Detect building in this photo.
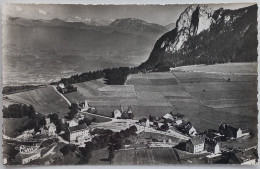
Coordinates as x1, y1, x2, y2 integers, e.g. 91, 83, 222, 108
42, 122, 56, 136
57, 83, 67, 94
113, 109, 122, 119
67, 119, 79, 127
78, 100, 89, 112
74, 113, 84, 121
15, 145, 41, 164
3, 154, 8, 165
174, 119, 183, 126
229, 150, 257, 165
219, 123, 243, 138
139, 118, 150, 127
188, 126, 197, 137
163, 113, 173, 120
41, 117, 56, 136
64, 124, 90, 142
204, 138, 220, 154
186, 137, 205, 154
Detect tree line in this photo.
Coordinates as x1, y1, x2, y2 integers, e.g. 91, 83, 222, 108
3, 85, 43, 95
51, 67, 139, 87
3, 104, 36, 118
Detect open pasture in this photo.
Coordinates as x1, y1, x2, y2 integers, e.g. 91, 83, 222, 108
113, 148, 179, 165
126, 72, 178, 86
172, 62, 257, 74
190, 90, 256, 101
182, 81, 257, 93
98, 85, 136, 97
193, 106, 258, 132
64, 91, 85, 103
200, 98, 257, 108
5, 86, 69, 117
3, 117, 29, 137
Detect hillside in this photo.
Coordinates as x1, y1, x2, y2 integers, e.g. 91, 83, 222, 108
139, 4, 258, 71
3, 17, 167, 85
110, 18, 168, 36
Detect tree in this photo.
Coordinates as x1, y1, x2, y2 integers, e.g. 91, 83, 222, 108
67, 109, 78, 119
108, 151, 115, 164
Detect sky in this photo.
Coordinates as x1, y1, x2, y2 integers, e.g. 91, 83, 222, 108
3, 3, 255, 25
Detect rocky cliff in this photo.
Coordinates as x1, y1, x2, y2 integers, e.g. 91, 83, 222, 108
139, 4, 257, 71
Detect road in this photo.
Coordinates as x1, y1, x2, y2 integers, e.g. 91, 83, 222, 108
52, 85, 71, 106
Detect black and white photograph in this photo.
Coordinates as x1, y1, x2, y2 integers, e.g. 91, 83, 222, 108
2, 2, 258, 166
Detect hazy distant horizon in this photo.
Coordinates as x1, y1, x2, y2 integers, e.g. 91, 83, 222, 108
3, 3, 255, 26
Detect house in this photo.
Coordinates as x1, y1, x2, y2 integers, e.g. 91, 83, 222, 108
113, 109, 122, 119
229, 150, 257, 165
169, 67, 175, 72
78, 100, 89, 112
119, 105, 134, 119
57, 83, 67, 94
3, 154, 8, 165
175, 119, 183, 126
204, 138, 221, 154
15, 145, 41, 165
41, 117, 56, 136
64, 124, 90, 142
163, 113, 173, 120
74, 113, 84, 121
187, 126, 197, 137
139, 118, 150, 127
186, 137, 205, 154
67, 119, 79, 127
44, 122, 56, 136
219, 123, 243, 138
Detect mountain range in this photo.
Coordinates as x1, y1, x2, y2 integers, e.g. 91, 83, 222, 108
3, 16, 169, 85
139, 4, 258, 71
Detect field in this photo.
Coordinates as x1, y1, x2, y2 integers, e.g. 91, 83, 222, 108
3, 117, 29, 137
66, 63, 258, 134
4, 86, 70, 117
113, 148, 179, 165
172, 62, 257, 74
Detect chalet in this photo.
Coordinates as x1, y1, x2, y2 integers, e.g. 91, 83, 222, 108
3, 154, 8, 165
204, 138, 220, 154
186, 137, 205, 154
74, 113, 84, 121
163, 113, 174, 120
68, 119, 79, 127
15, 145, 41, 165
57, 83, 67, 94
113, 109, 122, 119
229, 150, 257, 165
78, 100, 89, 112
44, 123, 56, 136
139, 118, 150, 127
169, 67, 175, 72
64, 124, 90, 142
219, 123, 242, 138
174, 119, 183, 126
120, 105, 134, 119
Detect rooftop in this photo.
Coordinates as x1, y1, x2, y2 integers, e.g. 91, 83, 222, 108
68, 124, 89, 133
188, 137, 205, 145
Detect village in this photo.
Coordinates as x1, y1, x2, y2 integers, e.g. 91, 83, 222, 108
3, 82, 258, 165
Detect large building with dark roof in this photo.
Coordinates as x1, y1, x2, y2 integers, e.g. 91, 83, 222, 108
186, 137, 205, 154
64, 124, 90, 142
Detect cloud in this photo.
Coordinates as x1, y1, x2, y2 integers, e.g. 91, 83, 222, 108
38, 9, 47, 15
16, 6, 23, 12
